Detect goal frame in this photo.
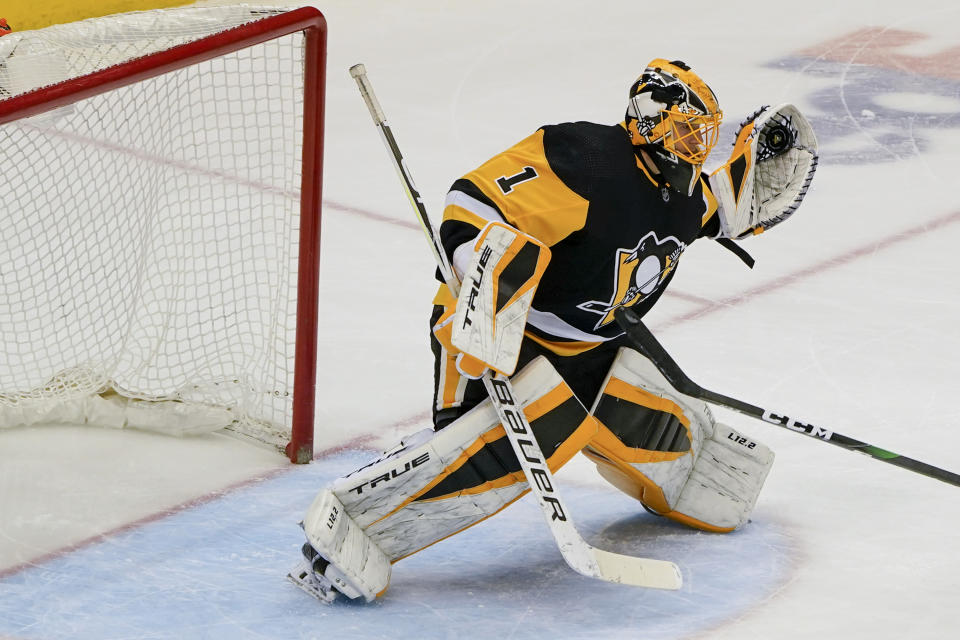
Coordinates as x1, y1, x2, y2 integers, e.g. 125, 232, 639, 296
0, 6, 327, 463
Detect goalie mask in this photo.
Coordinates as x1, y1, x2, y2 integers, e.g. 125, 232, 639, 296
625, 59, 722, 196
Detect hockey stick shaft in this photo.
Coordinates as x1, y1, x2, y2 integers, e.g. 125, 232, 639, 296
349, 64, 455, 292
350, 64, 681, 589
614, 307, 960, 488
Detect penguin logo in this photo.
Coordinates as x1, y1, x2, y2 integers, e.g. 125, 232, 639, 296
577, 231, 686, 329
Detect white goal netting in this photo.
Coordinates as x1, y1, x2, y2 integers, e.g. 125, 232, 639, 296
0, 6, 316, 452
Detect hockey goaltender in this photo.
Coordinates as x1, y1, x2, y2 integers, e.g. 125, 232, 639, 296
289, 58, 818, 603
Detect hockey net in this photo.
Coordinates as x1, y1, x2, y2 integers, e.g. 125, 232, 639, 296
0, 5, 326, 462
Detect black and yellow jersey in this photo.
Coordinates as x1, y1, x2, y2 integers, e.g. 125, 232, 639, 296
438, 121, 720, 353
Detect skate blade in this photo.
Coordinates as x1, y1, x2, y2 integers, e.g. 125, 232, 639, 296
286, 560, 339, 605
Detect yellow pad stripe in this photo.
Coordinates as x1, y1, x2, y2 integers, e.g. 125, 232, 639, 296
587, 424, 687, 465
602, 377, 690, 427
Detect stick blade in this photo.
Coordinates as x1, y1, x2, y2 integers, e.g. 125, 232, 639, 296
558, 538, 682, 590
591, 548, 683, 590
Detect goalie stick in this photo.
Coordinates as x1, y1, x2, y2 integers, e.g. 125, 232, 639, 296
614, 306, 960, 488
349, 63, 682, 590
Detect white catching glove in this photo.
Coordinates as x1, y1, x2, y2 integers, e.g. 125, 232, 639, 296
710, 103, 818, 239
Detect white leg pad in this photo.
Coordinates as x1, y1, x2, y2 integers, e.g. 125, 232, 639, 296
322, 356, 593, 562
674, 424, 775, 530
587, 348, 774, 531
302, 488, 391, 602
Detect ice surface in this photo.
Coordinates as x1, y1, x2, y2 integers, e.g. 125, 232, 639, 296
1, 0, 959, 638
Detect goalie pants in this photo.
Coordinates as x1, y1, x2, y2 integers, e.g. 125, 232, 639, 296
430, 303, 631, 429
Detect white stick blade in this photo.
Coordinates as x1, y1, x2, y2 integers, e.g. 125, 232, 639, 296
592, 548, 683, 590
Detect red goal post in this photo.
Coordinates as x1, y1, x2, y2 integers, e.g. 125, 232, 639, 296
0, 6, 326, 462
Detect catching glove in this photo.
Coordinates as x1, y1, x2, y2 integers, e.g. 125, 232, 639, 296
710, 103, 818, 239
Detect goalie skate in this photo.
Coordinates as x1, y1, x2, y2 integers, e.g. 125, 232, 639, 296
286, 544, 340, 605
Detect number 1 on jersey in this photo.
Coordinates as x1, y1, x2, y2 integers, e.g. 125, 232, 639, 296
496, 166, 538, 194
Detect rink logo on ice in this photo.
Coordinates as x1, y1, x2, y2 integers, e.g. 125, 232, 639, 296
775, 28, 960, 164
348, 453, 431, 495
577, 231, 685, 329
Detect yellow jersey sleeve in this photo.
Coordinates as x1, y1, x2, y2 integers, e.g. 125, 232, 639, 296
458, 129, 590, 247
